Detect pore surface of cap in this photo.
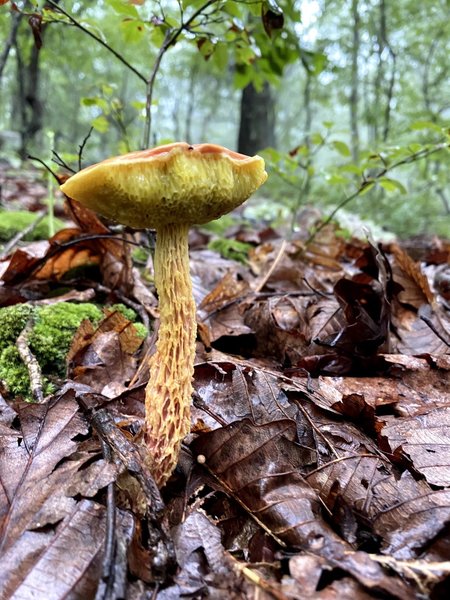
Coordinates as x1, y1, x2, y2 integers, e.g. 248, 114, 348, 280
61, 142, 267, 229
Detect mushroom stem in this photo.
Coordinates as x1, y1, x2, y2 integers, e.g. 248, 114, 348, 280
144, 223, 196, 486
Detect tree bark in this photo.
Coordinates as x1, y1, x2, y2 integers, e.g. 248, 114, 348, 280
0, 11, 23, 81
237, 81, 276, 155
349, 0, 360, 162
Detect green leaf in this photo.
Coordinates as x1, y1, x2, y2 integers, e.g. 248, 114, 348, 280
379, 178, 407, 194
331, 140, 351, 157
91, 115, 109, 133
410, 120, 443, 133
81, 97, 108, 111
105, 0, 139, 18
121, 19, 146, 44
326, 173, 349, 185
211, 42, 229, 71
359, 181, 375, 196
223, 1, 244, 18
130, 100, 146, 112
310, 132, 324, 145
340, 164, 362, 175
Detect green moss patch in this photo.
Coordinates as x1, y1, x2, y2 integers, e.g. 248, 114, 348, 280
0, 210, 65, 242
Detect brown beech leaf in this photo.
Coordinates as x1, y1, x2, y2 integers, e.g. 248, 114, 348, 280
391, 243, 435, 307
283, 555, 376, 599
300, 405, 450, 560
1, 499, 106, 599
326, 354, 450, 419
166, 509, 237, 597
198, 270, 250, 314
193, 361, 296, 431
381, 406, 450, 486
0, 394, 119, 597
244, 294, 312, 363
68, 310, 145, 396
191, 419, 410, 597
394, 302, 449, 354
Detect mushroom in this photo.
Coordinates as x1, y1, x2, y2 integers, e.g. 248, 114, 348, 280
61, 142, 267, 486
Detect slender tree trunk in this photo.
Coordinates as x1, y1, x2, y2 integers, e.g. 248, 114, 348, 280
184, 63, 198, 143
303, 69, 312, 141
0, 11, 23, 81
237, 81, 276, 155
379, 0, 396, 141
350, 0, 360, 162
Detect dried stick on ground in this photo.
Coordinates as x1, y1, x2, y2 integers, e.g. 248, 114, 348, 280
16, 318, 45, 403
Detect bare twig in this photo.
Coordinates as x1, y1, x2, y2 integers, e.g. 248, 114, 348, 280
28, 154, 62, 181
78, 126, 94, 171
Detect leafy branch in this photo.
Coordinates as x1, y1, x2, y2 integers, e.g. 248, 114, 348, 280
45, 0, 147, 84
141, 0, 219, 148
306, 140, 449, 246
44, 0, 222, 148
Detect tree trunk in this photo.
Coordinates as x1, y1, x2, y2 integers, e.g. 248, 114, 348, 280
237, 82, 276, 155
349, 0, 360, 162
0, 11, 23, 81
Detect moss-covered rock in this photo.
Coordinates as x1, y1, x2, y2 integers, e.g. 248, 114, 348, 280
0, 302, 103, 399
0, 210, 65, 242
0, 301, 148, 400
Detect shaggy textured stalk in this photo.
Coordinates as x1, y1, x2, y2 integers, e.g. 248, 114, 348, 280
144, 224, 196, 486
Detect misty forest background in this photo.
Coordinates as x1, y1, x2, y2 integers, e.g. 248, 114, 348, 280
0, 0, 449, 240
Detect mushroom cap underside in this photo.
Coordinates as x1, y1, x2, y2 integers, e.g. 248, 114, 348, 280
60, 142, 267, 229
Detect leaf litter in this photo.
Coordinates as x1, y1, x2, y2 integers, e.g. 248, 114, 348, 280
0, 185, 449, 599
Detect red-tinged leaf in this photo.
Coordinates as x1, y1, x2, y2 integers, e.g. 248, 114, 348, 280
261, 1, 284, 37
0, 0, 10, 5
28, 13, 43, 50
68, 310, 145, 397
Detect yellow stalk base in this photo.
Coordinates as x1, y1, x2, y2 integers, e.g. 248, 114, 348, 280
144, 223, 196, 487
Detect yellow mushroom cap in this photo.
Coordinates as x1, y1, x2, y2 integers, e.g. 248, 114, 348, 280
60, 142, 267, 229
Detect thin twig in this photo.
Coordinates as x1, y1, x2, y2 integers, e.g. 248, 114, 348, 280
78, 126, 94, 171
305, 141, 449, 248
0, 210, 46, 259
95, 440, 116, 600
45, 0, 147, 84
16, 318, 45, 403
142, 0, 219, 148
28, 154, 62, 182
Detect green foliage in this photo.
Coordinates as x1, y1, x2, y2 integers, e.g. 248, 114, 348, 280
262, 125, 450, 237
0, 301, 148, 400
0, 302, 103, 399
0, 210, 65, 242
208, 238, 252, 263
31, 303, 103, 370
1, 0, 449, 237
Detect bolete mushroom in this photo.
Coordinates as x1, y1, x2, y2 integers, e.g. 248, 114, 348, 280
60, 142, 267, 486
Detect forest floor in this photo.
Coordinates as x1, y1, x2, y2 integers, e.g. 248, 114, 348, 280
0, 164, 449, 600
